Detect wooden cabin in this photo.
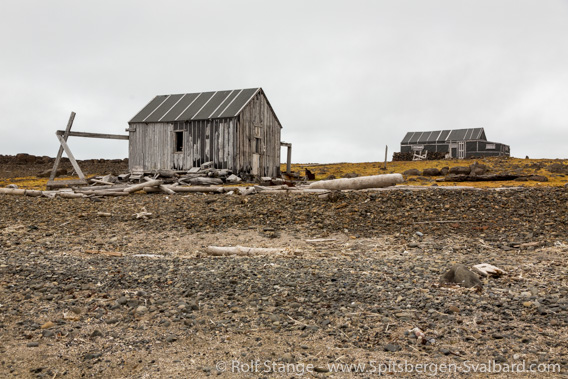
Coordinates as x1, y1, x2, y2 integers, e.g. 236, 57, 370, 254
400, 128, 510, 159
128, 88, 282, 177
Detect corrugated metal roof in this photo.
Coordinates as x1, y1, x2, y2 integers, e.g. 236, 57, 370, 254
401, 128, 486, 144
130, 88, 261, 123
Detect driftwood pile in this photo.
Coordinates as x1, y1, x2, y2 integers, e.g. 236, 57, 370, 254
0, 172, 405, 199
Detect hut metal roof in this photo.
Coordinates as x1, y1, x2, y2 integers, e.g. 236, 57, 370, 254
130, 88, 262, 123
401, 128, 486, 144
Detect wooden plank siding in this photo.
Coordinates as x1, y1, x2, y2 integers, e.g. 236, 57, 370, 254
129, 90, 281, 175
129, 122, 173, 171
236, 91, 281, 177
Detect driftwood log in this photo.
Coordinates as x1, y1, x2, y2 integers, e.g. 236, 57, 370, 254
144, 186, 224, 194
124, 179, 163, 193
205, 246, 286, 256
0, 188, 43, 197
308, 174, 403, 190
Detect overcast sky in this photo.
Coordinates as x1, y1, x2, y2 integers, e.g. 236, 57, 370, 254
1, 0, 567, 163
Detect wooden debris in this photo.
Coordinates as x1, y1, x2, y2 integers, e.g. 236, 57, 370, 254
124, 179, 163, 193
144, 186, 224, 194
133, 207, 152, 219
58, 192, 87, 199
158, 184, 176, 195
471, 263, 506, 277
205, 246, 286, 256
0, 188, 43, 197
305, 238, 337, 243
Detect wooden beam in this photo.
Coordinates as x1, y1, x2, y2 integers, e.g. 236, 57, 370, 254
49, 112, 75, 182
280, 142, 292, 174
56, 134, 86, 181
56, 130, 129, 140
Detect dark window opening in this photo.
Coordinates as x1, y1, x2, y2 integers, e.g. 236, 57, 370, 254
255, 138, 261, 154
175, 131, 184, 152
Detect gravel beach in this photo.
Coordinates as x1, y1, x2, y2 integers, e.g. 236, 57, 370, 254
1, 187, 567, 377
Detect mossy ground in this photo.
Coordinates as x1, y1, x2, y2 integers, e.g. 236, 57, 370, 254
281, 157, 568, 188
1, 157, 567, 189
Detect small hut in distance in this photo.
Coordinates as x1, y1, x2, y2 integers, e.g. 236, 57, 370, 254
400, 128, 510, 159
128, 88, 282, 177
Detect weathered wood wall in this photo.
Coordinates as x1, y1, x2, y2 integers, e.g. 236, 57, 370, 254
172, 119, 235, 170
129, 123, 173, 170
236, 91, 282, 177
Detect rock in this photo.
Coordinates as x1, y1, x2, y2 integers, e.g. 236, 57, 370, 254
341, 172, 359, 179
422, 168, 441, 176
449, 166, 471, 175
116, 296, 127, 305
528, 175, 548, 182
314, 366, 330, 373
546, 163, 568, 174
135, 305, 148, 315
40, 321, 55, 329
440, 167, 449, 175
384, 343, 401, 352
403, 169, 421, 176
15, 153, 37, 164
90, 329, 103, 338
281, 353, 294, 363
448, 305, 460, 313
84, 352, 102, 360
27, 342, 39, 347
441, 264, 482, 289
469, 162, 488, 176
6, 184, 18, 189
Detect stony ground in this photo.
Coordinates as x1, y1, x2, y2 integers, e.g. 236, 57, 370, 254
1, 186, 568, 378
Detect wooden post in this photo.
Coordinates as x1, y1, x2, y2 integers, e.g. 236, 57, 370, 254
56, 134, 86, 181
287, 144, 292, 174
280, 142, 292, 174
384, 145, 388, 170
49, 112, 75, 182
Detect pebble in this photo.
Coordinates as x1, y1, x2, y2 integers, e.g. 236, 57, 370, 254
384, 343, 401, 352
40, 321, 54, 329
281, 353, 294, 363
